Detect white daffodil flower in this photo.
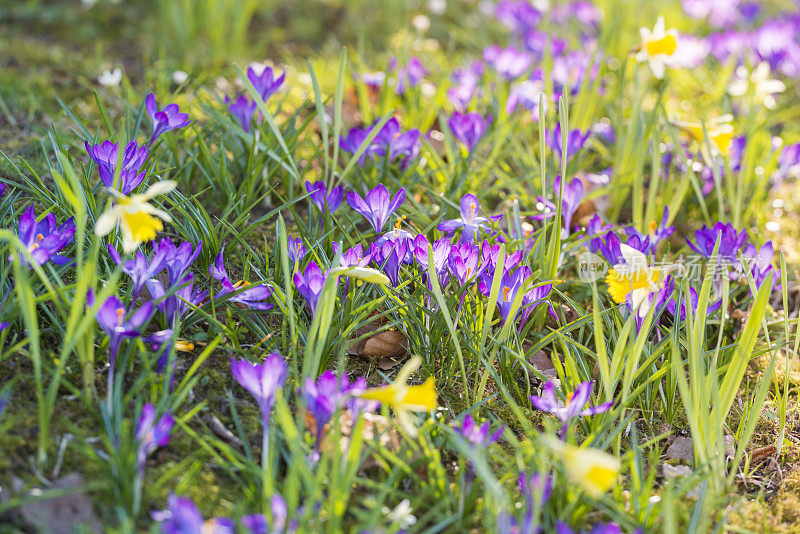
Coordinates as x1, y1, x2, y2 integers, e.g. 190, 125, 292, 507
605, 244, 675, 317
635, 17, 680, 79
728, 62, 786, 110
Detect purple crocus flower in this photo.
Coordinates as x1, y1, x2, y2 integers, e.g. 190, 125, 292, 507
494, 0, 542, 35
334, 242, 372, 268
143, 328, 173, 351
85, 139, 149, 195
147, 272, 208, 323
686, 222, 748, 260
592, 122, 616, 145
230, 352, 288, 426
374, 224, 415, 258
226, 94, 257, 133
623, 207, 675, 256
738, 2, 760, 22
666, 285, 722, 321
241, 494, 289, 534
589, 231, 630, 265
392, 57, 427, 95
135, 402, 174, 470
305, 181, 344, 214
557, 521, 633, 534
247, 65, 285, 102
741, 241, 778, 290
585, 213, 613, 238
752, 20, 800, 76
438, 194, 497, 244
482, 241, 520, 267
626, 234, 653, 256
210, 248, 273, 310
479, 242, 524, 296
774, 143, 800, 182
356, 70, 386, 88
339, 127, 373, 165
157, 238, 203, 285
545, 123, 590, 163
483, 45, 533, 79
414, 235, 452, 288
497, 267, 529, 324
520, 282, 555, 326
448, 242, 482, 287
144, 93, 191, 144
506, 472, 552, 534
15, 204, 76, 266
553, 1, 602, 27
449, 112, 491, 152
708, 30, 752, 62
552, 51, 599, 97
287, 235, 307, 265
153, 494, 234, 534
294, 261, 326, 314
346, 184, 405, 234
533, 176, 584, 237
448, 61, 484, 111
0, 182, 6, 198
454, 414, 504, 448
506, 79, 548, 120
373, 118, 422, 165
302, 370, 367, 443
107, 244, 167, 298
682, 0, 742, 28
524, 30, 568, 58
0, 389, 9, 421
531, 380, 613, 423
95, 295, 154, 363
374, 238, 408, 287
340, 119, 421, 168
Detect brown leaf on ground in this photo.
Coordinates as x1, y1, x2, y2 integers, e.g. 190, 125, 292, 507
349, 322, 409, 369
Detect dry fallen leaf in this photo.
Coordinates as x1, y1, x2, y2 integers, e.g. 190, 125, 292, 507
349, 322, 409, 369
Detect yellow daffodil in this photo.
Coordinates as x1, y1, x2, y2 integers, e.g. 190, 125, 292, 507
605, 244, 672, 317
635, 17, 679, 79
675, 115, 734, 162
95, 181, 176, 253
558, 441, 620, 498
359, 355, 437, 437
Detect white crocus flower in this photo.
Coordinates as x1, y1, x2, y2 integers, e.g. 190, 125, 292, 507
95, 181, 177, 253
728, 62, 786, 110
635, 17, 680, 79
382, 499, 417, 529
98, 68, 122, 87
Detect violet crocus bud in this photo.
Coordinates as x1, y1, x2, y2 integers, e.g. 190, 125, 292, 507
230, 352, 288, 429
293, 261, 326, 315
448, 112, 491, 152
135, 402, 174, 470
